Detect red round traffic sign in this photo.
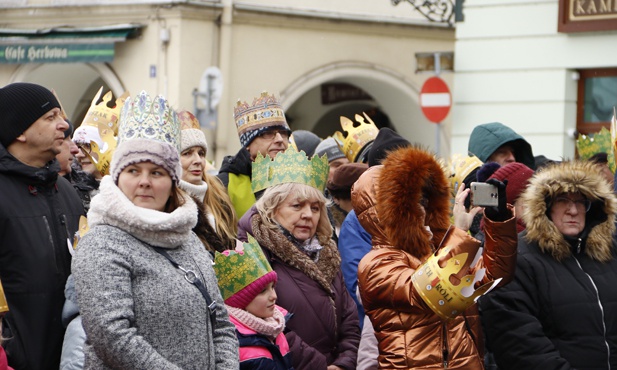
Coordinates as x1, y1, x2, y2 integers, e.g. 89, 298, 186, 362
420, 76, 451, 124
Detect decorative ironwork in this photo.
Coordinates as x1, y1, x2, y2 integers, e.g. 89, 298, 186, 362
392, 0, 455, 26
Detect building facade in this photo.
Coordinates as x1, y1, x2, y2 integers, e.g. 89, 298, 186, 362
452, 0, 617, 162
0, 0, 455, 165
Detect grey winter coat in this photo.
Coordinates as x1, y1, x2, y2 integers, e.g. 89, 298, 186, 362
72, 176, 239, 369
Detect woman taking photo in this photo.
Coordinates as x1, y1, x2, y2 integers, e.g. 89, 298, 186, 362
239, 148, 360, 370
480, 160, 617, 369
72, 91, 238, 369
177, 110, 237, 252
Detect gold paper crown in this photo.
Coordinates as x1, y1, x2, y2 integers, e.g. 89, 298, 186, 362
86, 122, 117, 176
213, 235, 273, 301
81, 87, 129, 135
0, 279, 8, 314
251, 147, 329, 193
72, 215, 90, 251
178, 110, 200, 130
576, 127, 616, 173
448, 154, 483, 196
234, 92, 289, 147
411, 235, 500, 320
117, 91, 181, 153
333, 112, 379, 162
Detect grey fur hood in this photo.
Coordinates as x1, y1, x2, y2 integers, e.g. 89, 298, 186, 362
521, 160, 617, 262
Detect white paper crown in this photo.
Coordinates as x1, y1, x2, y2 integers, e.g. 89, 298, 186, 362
117, 91, 180, 152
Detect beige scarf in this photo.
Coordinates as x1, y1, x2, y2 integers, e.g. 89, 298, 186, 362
227, 305, 285, 339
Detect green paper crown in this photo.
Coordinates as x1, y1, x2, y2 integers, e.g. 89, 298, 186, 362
576, 127, 615, 173
251, 147, 329, 193
213, 235, 272, 301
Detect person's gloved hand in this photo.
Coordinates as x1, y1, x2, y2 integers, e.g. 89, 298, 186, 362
483, 179, 510, 222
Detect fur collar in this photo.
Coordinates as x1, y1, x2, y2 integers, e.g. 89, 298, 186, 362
88, 176, 198, 248
521, 161, 617, 262
375, 146, 451, 259
250, 213, 340, 295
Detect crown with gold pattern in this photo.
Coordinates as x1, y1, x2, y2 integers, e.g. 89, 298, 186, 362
448, 154, 483, 196
117, 91, 181, 152
234, 92, 290, 147
576, 127, 616, 173
213, 235, 277, 307
81, 87, 129, 135
251, 147, 329, 193
333, 112, 379, 162
84, 123, 117, 176
0, 280, 8, 314
411, 229, 501, 320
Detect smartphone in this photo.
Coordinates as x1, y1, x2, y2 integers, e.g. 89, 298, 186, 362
470, 182, 499, 207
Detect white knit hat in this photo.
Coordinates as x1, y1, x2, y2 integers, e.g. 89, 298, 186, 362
177, 111, 207, 152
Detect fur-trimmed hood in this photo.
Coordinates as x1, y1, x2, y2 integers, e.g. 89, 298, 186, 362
521, 160, 617, 262
352, 146, 451, 259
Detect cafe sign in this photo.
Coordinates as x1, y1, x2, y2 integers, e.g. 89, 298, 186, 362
0, 43, 114, 64
559, 0, 617, 32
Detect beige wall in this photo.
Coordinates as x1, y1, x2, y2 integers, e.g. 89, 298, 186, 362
0, 0, 455, 166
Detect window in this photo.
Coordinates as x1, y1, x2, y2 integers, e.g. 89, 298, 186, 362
577, 68, 617, 135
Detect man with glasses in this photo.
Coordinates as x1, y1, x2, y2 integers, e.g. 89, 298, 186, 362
218, 92, 291, 218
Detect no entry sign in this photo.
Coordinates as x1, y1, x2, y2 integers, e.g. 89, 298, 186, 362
420, 76, 451, 123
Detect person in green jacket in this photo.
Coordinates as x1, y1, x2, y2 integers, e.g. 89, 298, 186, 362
468, 121, 536, 170
217, 91, 291, 219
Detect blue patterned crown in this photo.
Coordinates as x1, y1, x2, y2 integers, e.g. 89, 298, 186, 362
117, 91, 180, 152
251, 147, 329, 193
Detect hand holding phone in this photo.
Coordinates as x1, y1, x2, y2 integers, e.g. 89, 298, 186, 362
470, 182, 499, 207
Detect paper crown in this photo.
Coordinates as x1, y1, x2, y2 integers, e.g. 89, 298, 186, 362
251, 147, 329, 193
0, 279, 8, 314
85, 122, 117, 176
411, 230, 500, 320
80, 87, 129, 136
72, 215, 90, 252
234, 92, 290, 147
333, 112, 379, 162
448, 154, 483, 195
213, 235, 274, 302
117, 91, 181, 153
576, 127, 616, 173
178, 110, 200, 130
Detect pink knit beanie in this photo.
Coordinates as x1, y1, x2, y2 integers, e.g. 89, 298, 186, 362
225, 270, 278, 309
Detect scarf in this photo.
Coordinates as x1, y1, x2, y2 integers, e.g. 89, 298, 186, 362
250, 213, 340, 295
179, 179, 216, 229
279, 226, 323, 262
88, 176, 198, 248
227, 305, 285, 339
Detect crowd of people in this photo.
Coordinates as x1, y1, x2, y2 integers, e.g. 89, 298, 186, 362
0, 81, 616, 370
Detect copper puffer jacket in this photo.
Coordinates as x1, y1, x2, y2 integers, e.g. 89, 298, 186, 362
354, 147, 517, 369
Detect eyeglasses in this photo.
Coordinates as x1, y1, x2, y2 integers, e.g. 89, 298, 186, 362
259, 129, 290, 141
553, 196, 591, 212
78, 143, 92, 154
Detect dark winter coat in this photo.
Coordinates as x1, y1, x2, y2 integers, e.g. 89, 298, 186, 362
240, 213, 360, 370
0, 145, 84, 370
480, 160, 617, 370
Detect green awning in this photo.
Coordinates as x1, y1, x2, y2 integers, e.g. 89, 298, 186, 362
0, 24, 143, 64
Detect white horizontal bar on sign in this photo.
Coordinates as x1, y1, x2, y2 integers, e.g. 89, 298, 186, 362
420, 93, 451, 107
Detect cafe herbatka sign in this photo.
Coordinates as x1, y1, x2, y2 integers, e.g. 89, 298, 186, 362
559, 0, 617, 32
0, 25, 141, 64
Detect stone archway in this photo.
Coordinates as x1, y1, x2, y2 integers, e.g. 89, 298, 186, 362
281, 61, 450, 157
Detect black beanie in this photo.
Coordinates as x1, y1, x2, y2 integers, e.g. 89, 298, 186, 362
367, 128, 411, 167
0, 82, 61, 147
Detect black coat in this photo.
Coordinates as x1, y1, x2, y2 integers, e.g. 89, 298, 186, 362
0, 145, 84, 370
480, 232, 617, 370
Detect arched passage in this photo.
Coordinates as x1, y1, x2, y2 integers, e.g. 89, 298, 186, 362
281, 61, 449, 156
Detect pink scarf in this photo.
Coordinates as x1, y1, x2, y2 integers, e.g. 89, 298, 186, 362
226, 305, 285, 339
